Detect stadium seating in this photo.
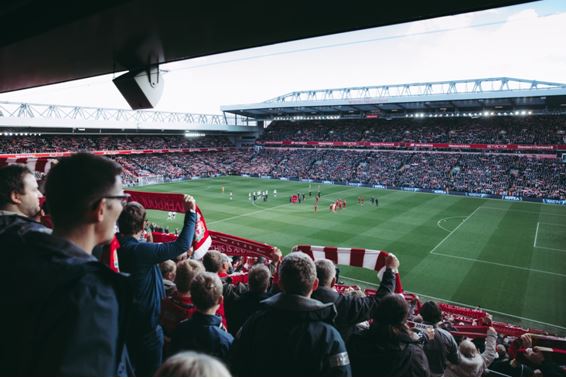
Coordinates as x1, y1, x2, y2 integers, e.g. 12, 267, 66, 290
0, 135, 232, 154
259, 116, 566, 145
112, 149, 566, 200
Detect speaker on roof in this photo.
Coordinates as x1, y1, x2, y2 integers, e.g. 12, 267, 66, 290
113, 65, 164, 110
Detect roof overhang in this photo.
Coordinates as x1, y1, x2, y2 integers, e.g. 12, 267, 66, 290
0, 0, 532, 94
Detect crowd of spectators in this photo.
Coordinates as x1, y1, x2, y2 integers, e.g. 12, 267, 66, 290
2, 116, 566, 156
0, 135, 233, 154
113, 149, 566, 199
259, 116, 566, 145
1, 154, 565, 377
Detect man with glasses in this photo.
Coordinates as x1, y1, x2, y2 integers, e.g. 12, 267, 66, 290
0, 153, 132, 376
116, 195, 197, 376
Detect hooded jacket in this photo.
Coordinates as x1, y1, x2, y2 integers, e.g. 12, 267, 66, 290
0, 230, 132, 376
230, 292, 352, 376
348, 325, 431, 377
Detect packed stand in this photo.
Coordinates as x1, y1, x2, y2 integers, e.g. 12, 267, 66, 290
112, 149, 566, 199
260, 116, 566, 145
0, 135, 233, 154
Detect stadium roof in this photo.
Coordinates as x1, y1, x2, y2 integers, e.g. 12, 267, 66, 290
0, 0, 532, 94
221, 77, 566, 120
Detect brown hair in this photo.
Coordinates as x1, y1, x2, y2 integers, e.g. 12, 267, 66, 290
190, 272, 223, 311
202, 250, 223, 273
175, 260, 205, 293
45, 153, 122, 228
117, 201, 146, 235
248, 264, 271, 293
279, 252, 316, 296
0, 165, 33, 208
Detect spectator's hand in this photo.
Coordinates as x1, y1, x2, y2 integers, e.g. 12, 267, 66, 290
385, 254, 399, 271
520, 333, 533, 348
184, 194, 196, 212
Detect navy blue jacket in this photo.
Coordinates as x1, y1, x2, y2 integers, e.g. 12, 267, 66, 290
117, 210, 196, 332
226, 291, 269, 336
0, 230, 132, 376
230, 293, 352, 376
170, 312, 234, 362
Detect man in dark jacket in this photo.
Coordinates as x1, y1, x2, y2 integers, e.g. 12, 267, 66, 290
0, 164, 48, 236
117, 198, 196, 376
312, 255, 397, 342
0, 153, 132, 376
170, 272, 234, 362
230, 252, 352, 376
227, 264, 272, 336
419, 301, 459, 376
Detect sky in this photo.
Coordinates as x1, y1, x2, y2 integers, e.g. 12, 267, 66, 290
0, 0, 565, 115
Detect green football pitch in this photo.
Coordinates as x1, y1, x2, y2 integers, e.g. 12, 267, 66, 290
134, 176, 566, 334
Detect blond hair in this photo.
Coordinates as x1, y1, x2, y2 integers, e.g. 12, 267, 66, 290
155, 351, 230, 377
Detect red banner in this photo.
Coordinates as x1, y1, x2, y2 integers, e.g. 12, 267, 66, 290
125, 190, 186, 212
209, 230, 275, 259
152, 230, 275, 261
262, 140, 566, 151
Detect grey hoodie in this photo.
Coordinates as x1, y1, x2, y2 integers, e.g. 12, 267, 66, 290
444, 329, 497, 377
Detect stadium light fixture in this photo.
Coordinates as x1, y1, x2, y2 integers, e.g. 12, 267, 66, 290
528, 110, 532, 115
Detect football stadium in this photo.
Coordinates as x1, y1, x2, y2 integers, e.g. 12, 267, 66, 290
1, 0, 565, 377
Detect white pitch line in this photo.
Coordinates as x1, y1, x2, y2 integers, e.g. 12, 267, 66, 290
430, 207, 482, 254
436, 216, 467, 233
430, 252, 566, 278
437, 221, 452, 233
340, 275, 566, 331
533, 222, 540, 248
208, 187, 357, 226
